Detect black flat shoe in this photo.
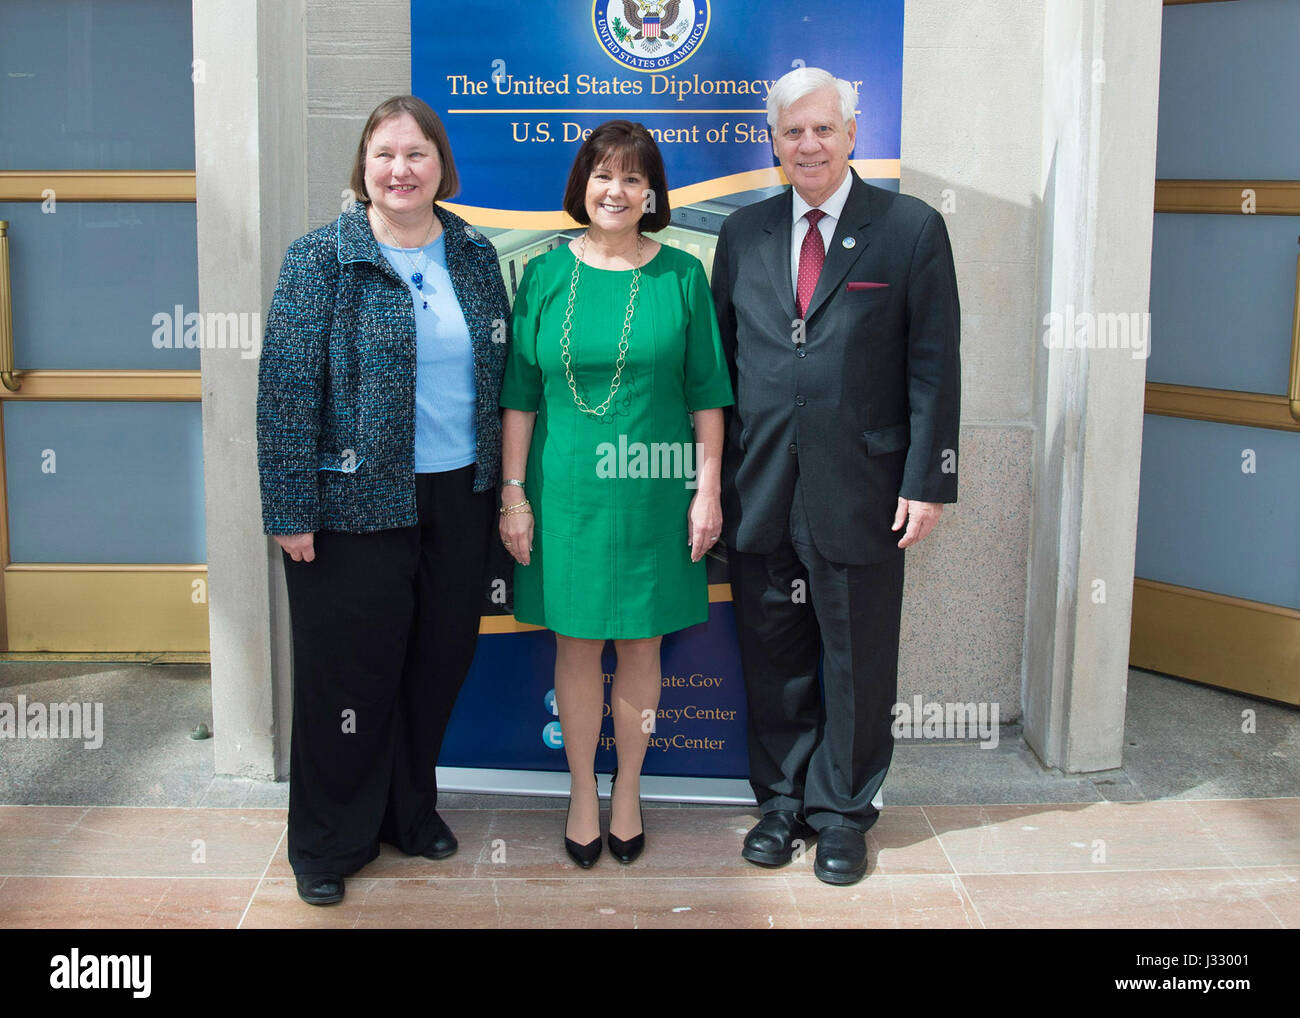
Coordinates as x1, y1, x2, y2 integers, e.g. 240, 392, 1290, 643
295, 872, 344, 906
419, 811, 458, 860
813, 825, 868, 885
741, 810, 814, 867
607, 768, 645, 864
564, 789, 601, 868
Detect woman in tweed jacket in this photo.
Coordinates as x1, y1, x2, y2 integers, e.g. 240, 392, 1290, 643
257, 96, 508, 906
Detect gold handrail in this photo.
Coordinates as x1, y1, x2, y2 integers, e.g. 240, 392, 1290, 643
1291, 238, 1300, 422
0, 221, 20, 391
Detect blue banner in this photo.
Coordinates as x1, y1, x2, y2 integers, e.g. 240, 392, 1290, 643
418, 0, 905, 782
413, 0, 904, 227
443, 601, 749, 776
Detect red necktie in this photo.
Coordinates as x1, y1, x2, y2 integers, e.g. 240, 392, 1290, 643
796, 209, 826, 318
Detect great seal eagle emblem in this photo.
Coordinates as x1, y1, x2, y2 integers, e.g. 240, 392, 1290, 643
592, 1, 710, 72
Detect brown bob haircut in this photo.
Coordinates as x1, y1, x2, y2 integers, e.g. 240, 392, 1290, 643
349, 95, 460, 204
562, 121, 671, 233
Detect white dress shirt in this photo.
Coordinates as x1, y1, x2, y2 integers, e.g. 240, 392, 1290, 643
790, 169, 854, 295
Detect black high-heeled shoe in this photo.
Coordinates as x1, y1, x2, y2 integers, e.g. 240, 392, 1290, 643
607, 767, 645, 864
564, 788, 601, 869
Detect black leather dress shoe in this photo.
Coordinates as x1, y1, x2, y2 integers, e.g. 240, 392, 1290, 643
295, 872, 344, 906
741, 810, 814, 867
419, 811, 458, 860
813, 826, 868, 885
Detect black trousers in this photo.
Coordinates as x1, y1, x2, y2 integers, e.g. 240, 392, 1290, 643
281, 466, 494, 875
729, 479, 905, 834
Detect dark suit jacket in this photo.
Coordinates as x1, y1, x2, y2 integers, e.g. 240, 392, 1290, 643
711, 170, 961, 565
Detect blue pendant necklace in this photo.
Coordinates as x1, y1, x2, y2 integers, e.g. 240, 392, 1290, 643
374, 209, 437, 309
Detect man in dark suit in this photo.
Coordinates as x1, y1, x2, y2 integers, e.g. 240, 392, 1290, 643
710, 67, 960, 885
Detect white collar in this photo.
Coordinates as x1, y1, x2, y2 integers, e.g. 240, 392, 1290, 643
791, 169, 853, 225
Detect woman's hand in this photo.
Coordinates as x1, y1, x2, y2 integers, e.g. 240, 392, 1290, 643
687, 407, 724, 563
273, 532, 315, 562
687, 491, 722, 563
499, 501, 534, 567
500, 410, 538, 567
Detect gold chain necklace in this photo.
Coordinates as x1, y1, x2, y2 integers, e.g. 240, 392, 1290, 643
561, 234, 642, 417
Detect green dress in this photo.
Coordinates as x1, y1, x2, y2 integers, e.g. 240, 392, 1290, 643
500, 242, 734, 639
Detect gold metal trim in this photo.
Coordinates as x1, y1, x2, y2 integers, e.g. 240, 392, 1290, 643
0, 403, 9, 647
445, 160, 900, 230
1154, 180, 1300, 215
2, 566, 210, 652
0, 221, 18, 392
5, 563, 205, 573
0, 651, 209, 664
0, 370, 200, 401
1290, 244, 1300, 421
478, 615, 545, 635
1144, 382, 1300, 432
1130, 578, 1299, 705
476, 581, 734, 635
0, 172, 202, 651
0, 171, 196, 203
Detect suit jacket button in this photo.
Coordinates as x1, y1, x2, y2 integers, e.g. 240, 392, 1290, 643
795, 346, 807, 358
795, 395, 806, 406
788, 443, 798, 455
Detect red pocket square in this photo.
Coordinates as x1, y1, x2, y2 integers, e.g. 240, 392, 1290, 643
847, 281, 889, 290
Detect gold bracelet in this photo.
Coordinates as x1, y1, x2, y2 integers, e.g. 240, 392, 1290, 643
499, 499, 532, 516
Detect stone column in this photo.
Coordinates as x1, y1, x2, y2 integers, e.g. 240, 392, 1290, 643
1022, 0, 1163, 770
193, 0, 307, 778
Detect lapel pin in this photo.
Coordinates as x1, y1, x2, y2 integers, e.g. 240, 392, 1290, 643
842, 236, 856, 249
464, 225, 489, 247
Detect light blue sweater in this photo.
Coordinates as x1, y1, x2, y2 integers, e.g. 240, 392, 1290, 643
379, 232, 477, 473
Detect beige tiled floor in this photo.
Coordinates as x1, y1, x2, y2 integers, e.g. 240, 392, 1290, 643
0, 800, 1296, 928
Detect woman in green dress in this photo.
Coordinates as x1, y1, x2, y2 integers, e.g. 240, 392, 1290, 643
499, 121, 733, 867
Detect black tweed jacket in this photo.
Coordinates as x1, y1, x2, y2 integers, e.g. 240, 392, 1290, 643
257, 201, 510, 535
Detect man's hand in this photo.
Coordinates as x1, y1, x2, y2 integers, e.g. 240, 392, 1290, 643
273, 532, 315, 562
892, 498, 942, 549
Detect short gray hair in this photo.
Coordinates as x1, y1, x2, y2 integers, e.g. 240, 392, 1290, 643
766, 67, 858, 130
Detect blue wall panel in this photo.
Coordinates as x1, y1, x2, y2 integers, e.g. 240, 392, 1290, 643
5, 401, 206, 563
1157, 0, 1300, 179
0, 202, 202, 370
1148, 213, 1299, 393
0, 0, 196, 170
1136, 414, 1299, 610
